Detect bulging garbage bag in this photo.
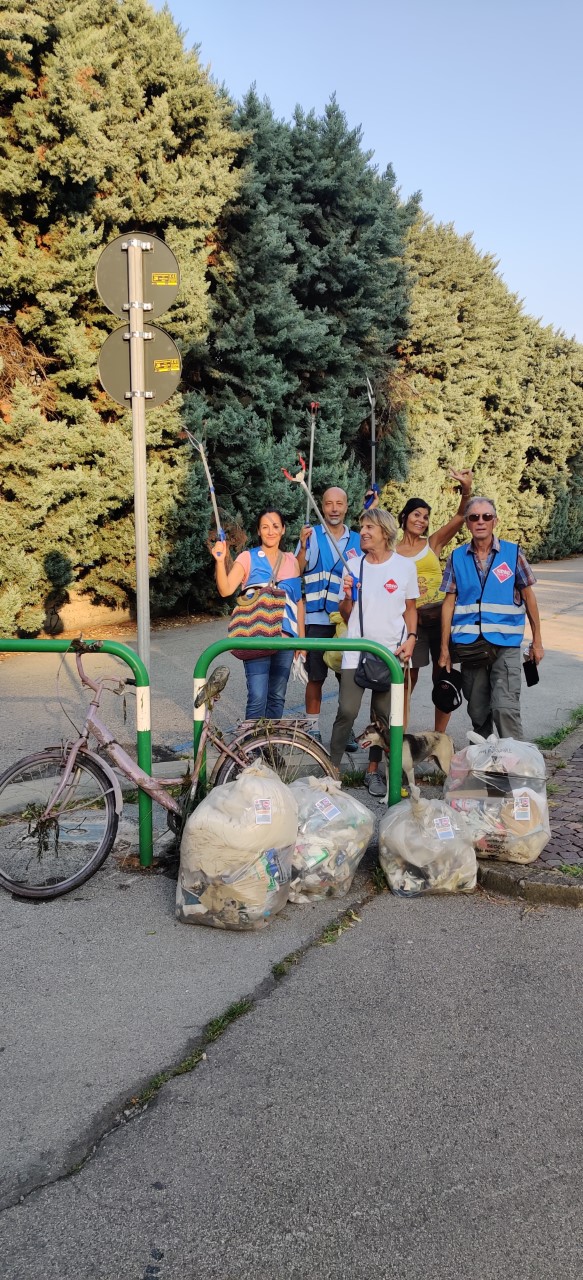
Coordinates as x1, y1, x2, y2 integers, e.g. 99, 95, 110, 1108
288, 777, 374, 901
176, 763, 298, 929
378, 789, 477, 896
444, 732, 550, 864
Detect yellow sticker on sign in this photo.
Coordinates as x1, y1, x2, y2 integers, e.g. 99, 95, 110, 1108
151, 272, 178, 286
153, 358, 180, 373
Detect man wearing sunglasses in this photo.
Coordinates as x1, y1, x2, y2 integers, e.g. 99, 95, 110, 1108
438, 497, 544, 739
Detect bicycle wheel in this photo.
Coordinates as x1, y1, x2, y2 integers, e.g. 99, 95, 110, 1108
213, 729, 337, 787
0, 749, 119, 900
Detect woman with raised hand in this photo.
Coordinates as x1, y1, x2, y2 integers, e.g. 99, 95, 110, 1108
212, 509, 304, 721
329, 508, 418, 796
396, 467, 473, 731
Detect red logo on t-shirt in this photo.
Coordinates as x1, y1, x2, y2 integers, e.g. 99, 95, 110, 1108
384, 579, 398, 594
493, 562, 512, 583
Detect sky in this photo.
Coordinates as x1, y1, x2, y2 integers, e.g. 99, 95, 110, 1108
155, 0, 582, 342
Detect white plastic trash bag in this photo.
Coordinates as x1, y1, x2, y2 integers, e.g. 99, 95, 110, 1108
444, 732, 550, 865
176, 763, 298, 929
288, 777, 374, 901
378, 791, 477, 896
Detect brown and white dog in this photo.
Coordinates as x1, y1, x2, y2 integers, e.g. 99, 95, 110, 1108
357, 713, 454, 793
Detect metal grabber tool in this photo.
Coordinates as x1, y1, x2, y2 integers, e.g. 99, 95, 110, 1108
183, 430, 226, 542
364, 376, 380, 510
305, 400, 319, 553
283, 454, 359, 601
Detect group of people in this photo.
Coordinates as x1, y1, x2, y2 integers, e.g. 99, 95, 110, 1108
211, 471, 544, 792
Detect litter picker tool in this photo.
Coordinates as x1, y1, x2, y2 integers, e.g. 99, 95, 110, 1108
305, 400, 319, 554
306, 401, 319, 523
364, 376, 380, 510
283, 454, 359, 601
183, 430, 225, 541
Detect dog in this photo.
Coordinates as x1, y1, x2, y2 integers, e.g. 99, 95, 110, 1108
357, 713, 454, 794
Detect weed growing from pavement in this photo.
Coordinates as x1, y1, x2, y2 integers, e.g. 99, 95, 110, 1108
370, 864, 387, 894
318, 908, 361, 944
340, 768, 366, 788
272, 951, 301, 979
128, 998, 253, 1108
546, 781, 560, 795
559, 863, 583, 879
535, 706, 583, 749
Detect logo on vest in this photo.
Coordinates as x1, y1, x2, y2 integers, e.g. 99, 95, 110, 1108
346, 548, 358, 558
384, 579, 398, 594
493, 562, 512, 583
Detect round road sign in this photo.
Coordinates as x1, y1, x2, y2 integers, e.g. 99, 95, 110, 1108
95, 231, 180, 320
98, 324, 182, 407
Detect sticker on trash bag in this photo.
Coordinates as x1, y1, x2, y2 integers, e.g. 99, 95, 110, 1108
434, 815, 455, 840
513, 791, 531, 821
315, 796, 342, 822
254, 798, 272, 824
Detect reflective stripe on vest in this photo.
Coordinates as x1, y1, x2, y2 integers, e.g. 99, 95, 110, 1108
304, 525, 361, 615
451, 539, 526, 647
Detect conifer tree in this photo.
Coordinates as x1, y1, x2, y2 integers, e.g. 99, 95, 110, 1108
192, 90, 418, 554
0, 0, 240, 631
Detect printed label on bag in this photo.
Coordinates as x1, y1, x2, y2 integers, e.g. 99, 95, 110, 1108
384, 579, 398, 594
434, 815, 455, 840
493, 562, 512, 583
254, 798, 272, 824
513, 791, 531, 821
315, 796, 342, 821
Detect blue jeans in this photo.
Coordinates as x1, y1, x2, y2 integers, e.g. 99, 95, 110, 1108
243, 649, 295, 719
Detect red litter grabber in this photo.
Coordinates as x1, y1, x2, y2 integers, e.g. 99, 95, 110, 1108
283, 454, 359, 601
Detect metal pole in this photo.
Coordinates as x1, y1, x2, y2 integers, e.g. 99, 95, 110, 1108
125, 238, 152, 675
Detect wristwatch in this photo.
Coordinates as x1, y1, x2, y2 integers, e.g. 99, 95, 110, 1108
407, 632, 418, 639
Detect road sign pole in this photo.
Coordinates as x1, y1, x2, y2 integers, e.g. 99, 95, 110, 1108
124, 238, 152, 674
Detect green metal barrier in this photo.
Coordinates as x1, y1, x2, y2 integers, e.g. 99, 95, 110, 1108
0, 639, 154, 867
193, 637, 405, 807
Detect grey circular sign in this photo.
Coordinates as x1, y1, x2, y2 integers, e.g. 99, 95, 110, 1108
95, 231, 180, 320
98, 324, 182, 407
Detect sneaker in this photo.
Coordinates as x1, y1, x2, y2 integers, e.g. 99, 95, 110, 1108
366, 771, 386, 798
344, 731, 359, 754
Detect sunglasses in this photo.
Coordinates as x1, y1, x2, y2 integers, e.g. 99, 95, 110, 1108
467, 512, 495, 523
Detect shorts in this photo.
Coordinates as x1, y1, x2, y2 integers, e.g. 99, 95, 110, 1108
412, 616, 442, 669
305, 622, 336, 683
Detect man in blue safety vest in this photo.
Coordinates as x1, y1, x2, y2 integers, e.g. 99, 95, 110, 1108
438, 496, 544, 739
296, 487, 361, 744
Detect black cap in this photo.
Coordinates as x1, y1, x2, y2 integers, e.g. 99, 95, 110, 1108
432, 666, 463, 713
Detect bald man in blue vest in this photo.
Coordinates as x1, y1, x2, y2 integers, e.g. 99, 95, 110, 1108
438, 497, 544, 739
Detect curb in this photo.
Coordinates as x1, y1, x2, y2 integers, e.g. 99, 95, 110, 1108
477, 860, 583, 907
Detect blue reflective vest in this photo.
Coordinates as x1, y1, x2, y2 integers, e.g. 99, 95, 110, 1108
244, 548, 301, 637
304, 525, 361, 616
451, 540, 526, 647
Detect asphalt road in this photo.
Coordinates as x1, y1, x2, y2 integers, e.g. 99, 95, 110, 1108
2, 892, 582, 1279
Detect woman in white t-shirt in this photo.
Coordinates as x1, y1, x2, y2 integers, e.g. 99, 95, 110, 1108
329, 508, 418, 796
